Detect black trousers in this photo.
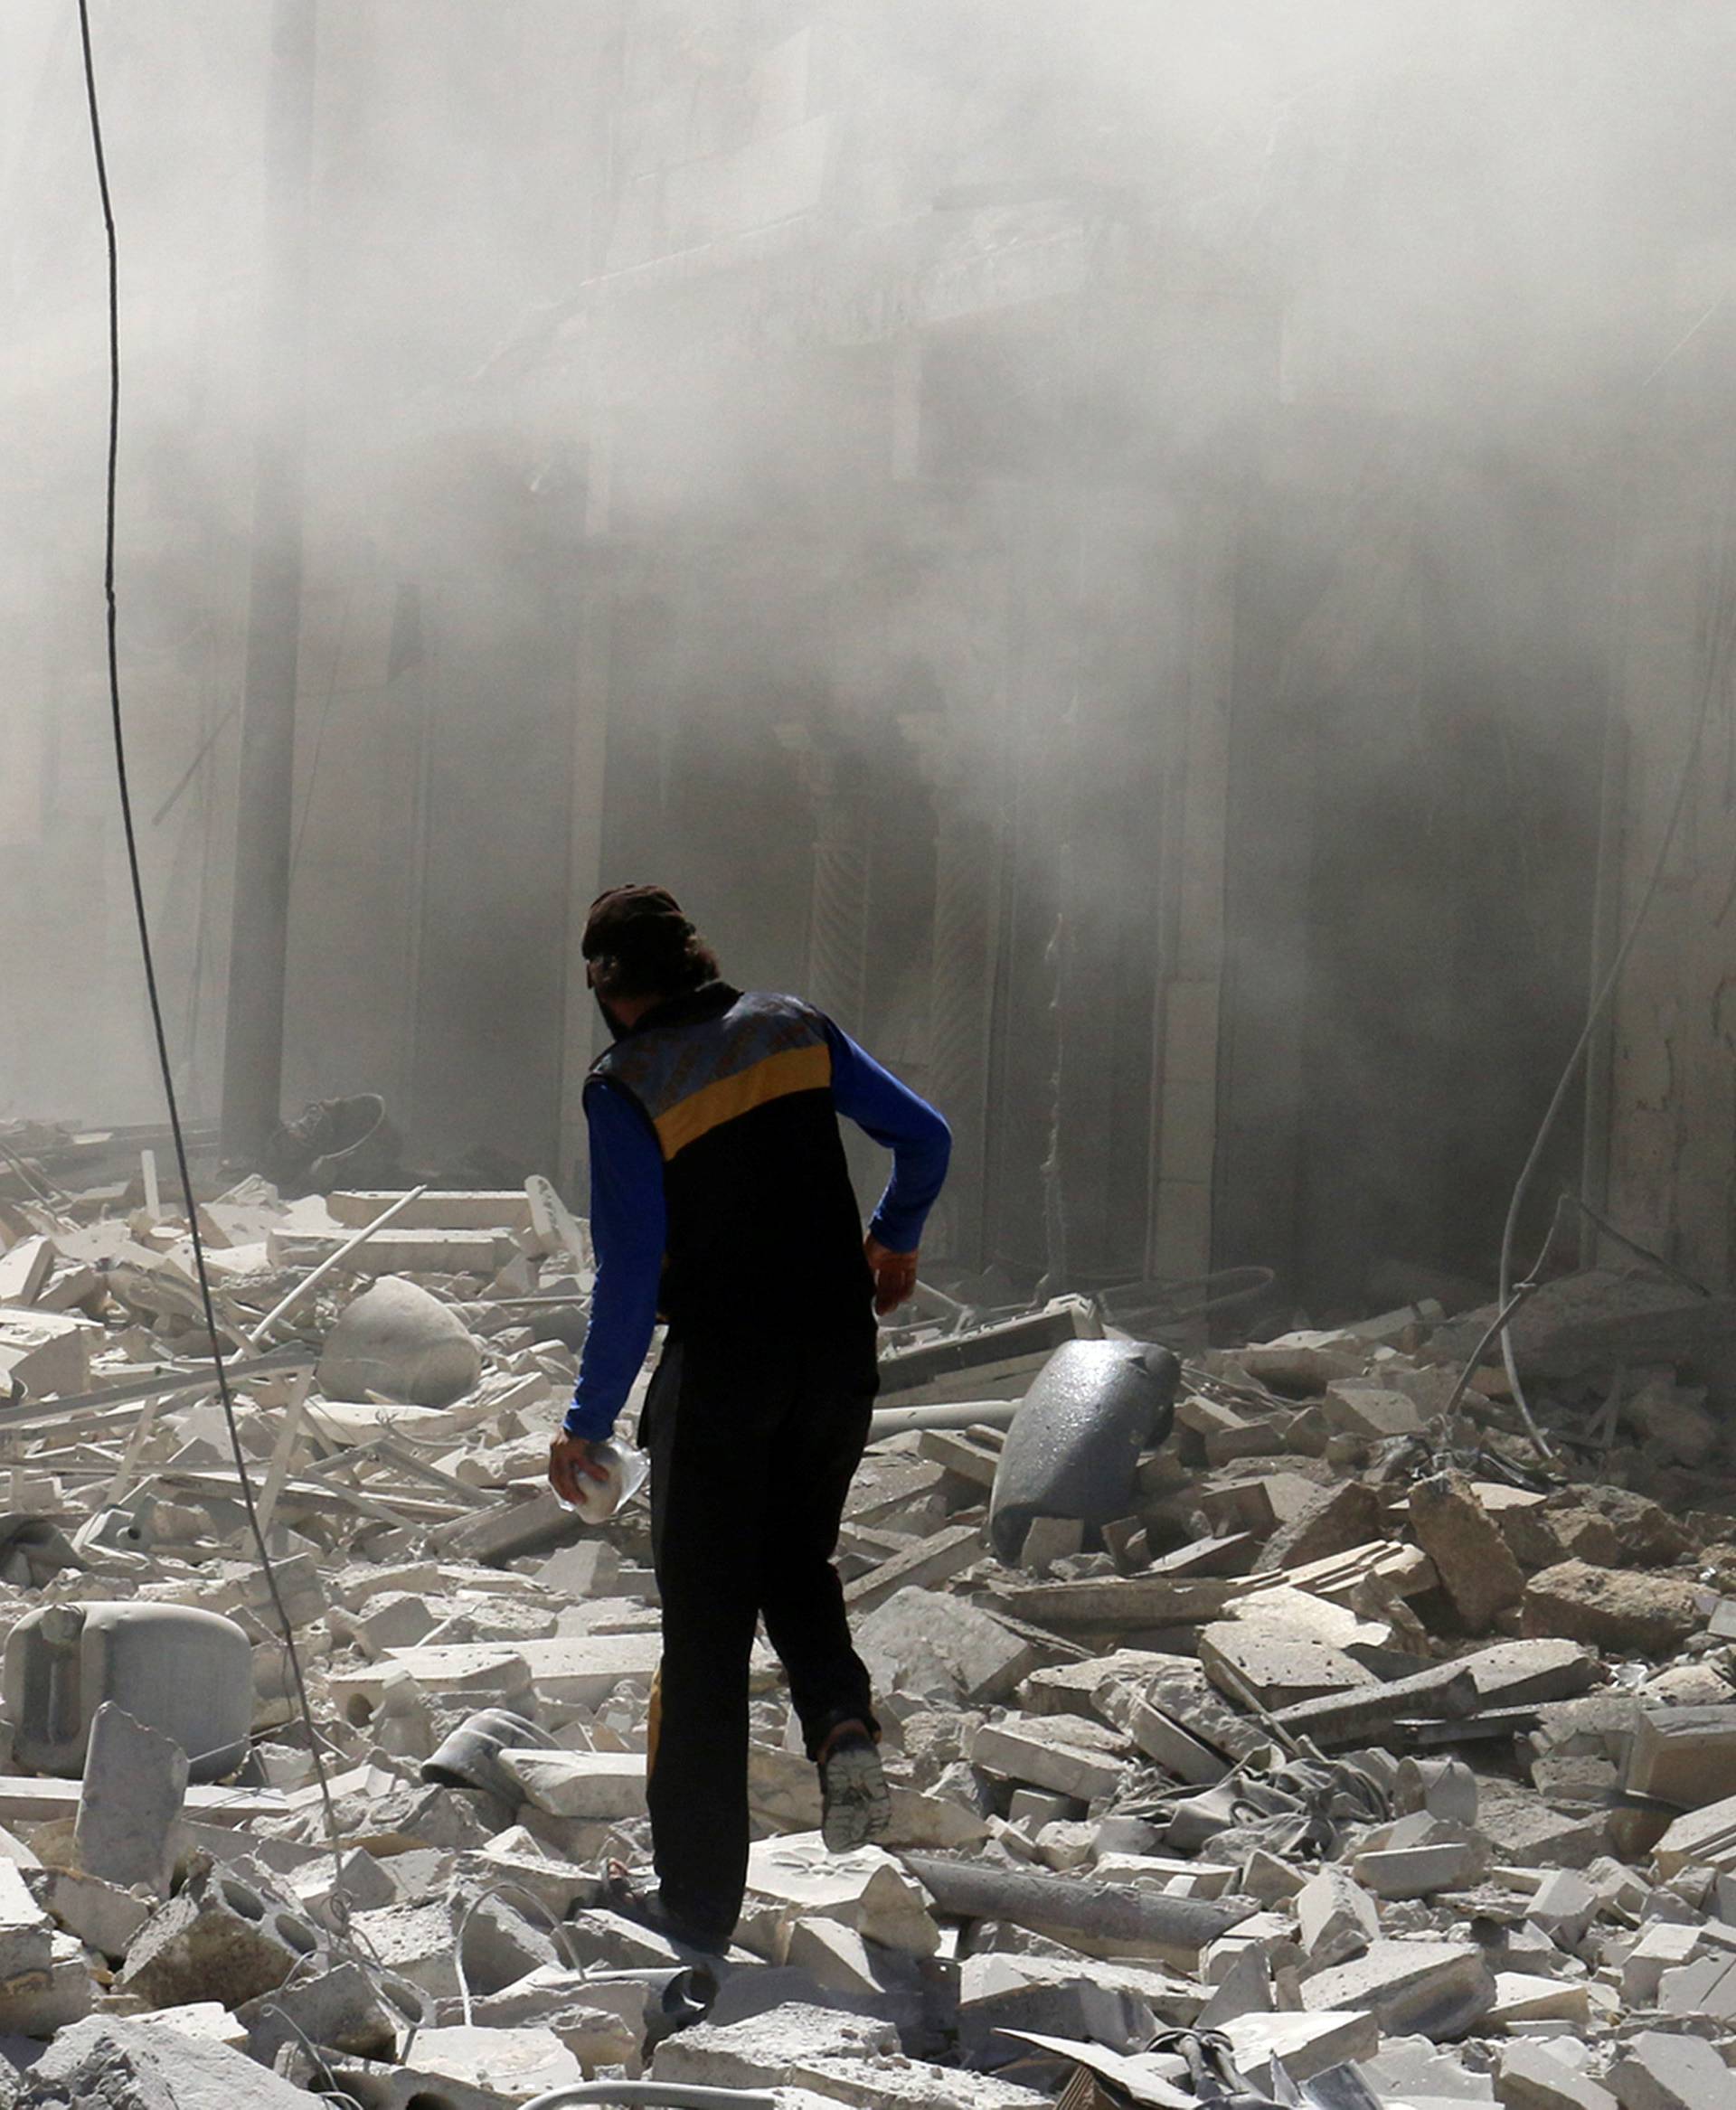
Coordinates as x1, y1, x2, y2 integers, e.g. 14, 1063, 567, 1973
641, 1330, 877, 1940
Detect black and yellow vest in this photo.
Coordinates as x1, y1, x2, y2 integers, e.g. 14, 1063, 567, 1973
588, 982, 878, 1371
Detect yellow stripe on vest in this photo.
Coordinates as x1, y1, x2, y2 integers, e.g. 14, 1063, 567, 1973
653, 1041, 831, 1161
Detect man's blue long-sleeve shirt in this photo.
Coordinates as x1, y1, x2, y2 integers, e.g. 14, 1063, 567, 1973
564, 1017, 950, 1440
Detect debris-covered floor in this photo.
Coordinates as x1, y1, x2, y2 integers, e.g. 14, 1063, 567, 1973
0, 1127, 1731, 2107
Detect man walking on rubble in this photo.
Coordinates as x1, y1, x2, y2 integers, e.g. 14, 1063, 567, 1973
548, 884, 951, 1953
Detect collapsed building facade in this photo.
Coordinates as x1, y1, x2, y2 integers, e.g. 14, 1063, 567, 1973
6, 2, 1736, 1313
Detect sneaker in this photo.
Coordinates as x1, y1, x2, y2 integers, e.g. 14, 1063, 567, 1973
819, 1729, 892, 1852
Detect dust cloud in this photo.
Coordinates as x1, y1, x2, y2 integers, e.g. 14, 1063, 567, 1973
3, 1, 1729, 1300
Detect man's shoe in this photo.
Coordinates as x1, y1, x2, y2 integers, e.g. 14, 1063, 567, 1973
820, 1729, 892, 1852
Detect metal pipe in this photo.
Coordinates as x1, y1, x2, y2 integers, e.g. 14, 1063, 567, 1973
867, 1399, 1019, 1440
245, 1182, 430, 1345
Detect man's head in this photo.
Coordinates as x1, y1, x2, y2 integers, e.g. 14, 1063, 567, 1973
582, 884, 720, 1028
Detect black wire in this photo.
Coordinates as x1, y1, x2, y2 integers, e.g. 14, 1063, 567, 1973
75, 0, 347, 1896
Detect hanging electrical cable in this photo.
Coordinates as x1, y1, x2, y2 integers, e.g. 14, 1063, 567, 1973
73, 0, 351, 1908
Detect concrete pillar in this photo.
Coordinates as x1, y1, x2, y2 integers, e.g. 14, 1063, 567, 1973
1147, 506, 1236, 1289
909, 724, 1000, 1267
797, 739, 873, 1034
556, 585, 613, 1195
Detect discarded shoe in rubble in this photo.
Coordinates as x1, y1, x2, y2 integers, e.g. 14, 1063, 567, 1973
989, 1336, 1180, 1562
260, 1092, 399, 1198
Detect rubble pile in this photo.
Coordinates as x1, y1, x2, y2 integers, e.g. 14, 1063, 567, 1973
0, 1145, 1733, 2105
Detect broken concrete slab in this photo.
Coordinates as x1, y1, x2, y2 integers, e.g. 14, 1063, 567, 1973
1198, 1622, 1377, 1710
15, 2014, 316, 2108
739, 1836, 939, 1963
74, 1703, 186, 1896
1295, 1866, 1379, 1971
968, 1715, 1131, 1803
650, 2001, 901, 2089
1609, 2031, 1733, 2110
1498, 2039, 1618, 2110
495, 1747, 646, 1819
1521, 1562, 1701, 1655
856, 1588, 1038, 1707
1299, 1939, 1495, 2039
1410, 1471, 1528, 1633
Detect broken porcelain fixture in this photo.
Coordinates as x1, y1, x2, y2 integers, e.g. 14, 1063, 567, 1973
558, 1438, 648, 1524
5, 1600, 252, 1781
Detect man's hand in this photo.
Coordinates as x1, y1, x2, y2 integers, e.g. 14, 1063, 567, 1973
865, 1236, 920, 1317
549, 1431, 613, 1508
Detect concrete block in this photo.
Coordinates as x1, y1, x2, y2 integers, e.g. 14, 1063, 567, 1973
1323, 1380, 1426, 1439
462, 1962, 643, 2067
843, 1523, 982, 1612
741, 1835, 938, 1961
0, 1306, 97, 1399
397, 2023, 586, 2099
15, 2014, 315, 2108
1654, 1793, 1736, 1878
0, 1238, 54, 1307
497, 1747, 646, 1819
1199, 1622, 1376, 1710
783, 2052, 1052, 2105
236, 1959, 401, 2064
347, 1900, 463, 1999
0, 1930, 92, 2037
1656, 1953, 1736, 2020
1528, 1870, 1599, 1947
328, 1190, 533, 1232
28, 1865, 149, 1962
455, 1835, 598, 1923
241, 1550, 326, 1632
1007, 1788, 1077, 1832
1410, 1471, 1528, 1632
1300, 1939, 1496, 2040
118, 1862, 323, 2011
534, 1538, 619, 1597
1222, 2007, 1381, 2087
75, 1704, 187, 1896
1253, 1479, 1384, 1571
1498, 2040, 1618, 2110
0, 1859, 52, 2001
1296, 1866, 1378, 1969
651, 2002, 899, 2089
1610, 2032, 1733, 2110
786, 1917, 887, 1998
275, 1226, 515, 1276
958, 1951, 1156, 2062
1353, 1826, 1490, 1900
1019, 1516, 1086, 1572
1625, 1706, 1736, 1813
1487, 1973, 1590, 2028
1521, 1563, 1701, 1656
134, 2002, 249, 2048
856, 1588, 1037, 1707
968, 1716, 1130, 1802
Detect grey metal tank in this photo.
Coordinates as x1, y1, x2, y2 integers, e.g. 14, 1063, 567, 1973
4, 1600, 252, 1781
988, 1337, 1180, 1562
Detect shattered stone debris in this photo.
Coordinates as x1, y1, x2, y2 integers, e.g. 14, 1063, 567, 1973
0, 1140, 1731, 2104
